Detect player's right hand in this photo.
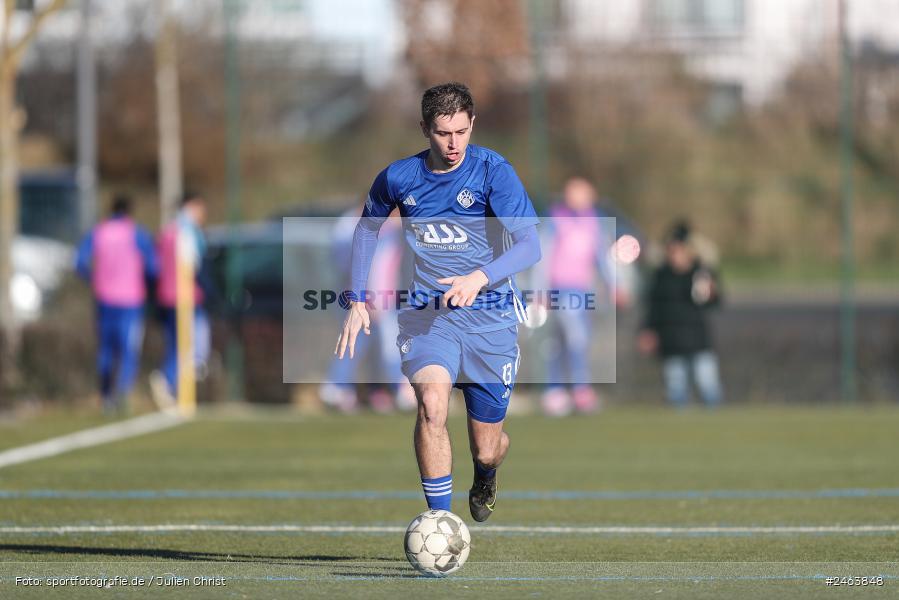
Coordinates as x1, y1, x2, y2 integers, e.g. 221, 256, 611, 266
335, 301, 371, 359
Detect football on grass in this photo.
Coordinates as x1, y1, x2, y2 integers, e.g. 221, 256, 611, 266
404, 509, 471, 576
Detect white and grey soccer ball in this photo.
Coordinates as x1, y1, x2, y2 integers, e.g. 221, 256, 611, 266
404, 509, 471, 576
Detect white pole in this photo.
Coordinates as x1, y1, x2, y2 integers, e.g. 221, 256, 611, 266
77, 0, 97, 234
155, 0, 183, 227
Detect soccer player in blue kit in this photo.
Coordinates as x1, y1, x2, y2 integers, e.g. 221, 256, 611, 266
335, 82, 541, 521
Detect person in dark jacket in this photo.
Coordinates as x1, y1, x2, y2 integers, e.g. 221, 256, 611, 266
638, 221, 723, 407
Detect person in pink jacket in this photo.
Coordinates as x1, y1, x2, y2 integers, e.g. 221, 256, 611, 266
541, 178, 615, 416
76, 194, 158, 413
150, 192, 210, 403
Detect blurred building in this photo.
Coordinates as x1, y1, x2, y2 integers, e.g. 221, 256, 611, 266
17, 0, 404, 82
543, 0, 899, 109
22, 0, 899, 132
16, 0, 405, 143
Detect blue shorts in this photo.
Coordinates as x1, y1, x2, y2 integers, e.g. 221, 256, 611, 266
398, 320, 520, 423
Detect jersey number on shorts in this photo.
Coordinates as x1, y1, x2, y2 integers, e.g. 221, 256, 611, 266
502, 362, 513, 386
502, 347, 521, 386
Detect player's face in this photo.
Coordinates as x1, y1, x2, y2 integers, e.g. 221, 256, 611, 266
421, 111, 474, 171
666, 241, 693, 272
563, 178, 597, 211
186, 200, 207, 226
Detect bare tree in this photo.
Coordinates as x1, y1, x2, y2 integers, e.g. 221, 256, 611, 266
0, 0, 68, 387
400, 0, 530, 109
94, 6, 226, 198
556, 46, 704, 219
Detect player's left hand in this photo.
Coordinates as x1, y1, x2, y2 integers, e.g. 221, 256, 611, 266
438, 270, 489, 308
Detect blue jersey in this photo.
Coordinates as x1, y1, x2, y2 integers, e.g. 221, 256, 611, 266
363, 144, 539, 333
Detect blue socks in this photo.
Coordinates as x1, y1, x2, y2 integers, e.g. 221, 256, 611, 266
421, 474, 453, 510
420, 466, 494, 510
475, 461, 496, 480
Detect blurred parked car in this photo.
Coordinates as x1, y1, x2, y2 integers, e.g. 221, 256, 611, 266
9, 171, 79, 324
19, 170, 81, 244
203, 214, 340, 403
11, 235, 74, 324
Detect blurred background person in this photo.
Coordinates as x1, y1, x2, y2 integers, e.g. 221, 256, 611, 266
151, 191, 211, 406
638, 221, 723, 408
320, 209, 415, 413
75, 194, 158, 414
539, 177, 615, 416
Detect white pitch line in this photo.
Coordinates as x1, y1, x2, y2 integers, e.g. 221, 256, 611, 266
0, 411, 185, 470
2, 524, 898, 535
488, 524, 899, 535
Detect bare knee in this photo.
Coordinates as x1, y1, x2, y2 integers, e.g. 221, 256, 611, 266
474, 449, 497, 468
475, 433, 508, 468
416, 386, 448, 430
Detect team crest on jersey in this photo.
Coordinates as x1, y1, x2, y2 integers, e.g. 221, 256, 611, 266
456, 188, 475, 209
400, 338, 413, 354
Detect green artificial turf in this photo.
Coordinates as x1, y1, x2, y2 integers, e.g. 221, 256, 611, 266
1, 406, 897, 599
